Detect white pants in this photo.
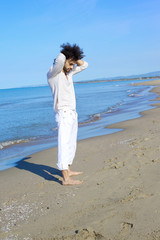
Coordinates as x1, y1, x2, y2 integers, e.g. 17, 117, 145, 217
55, 108, 78, 171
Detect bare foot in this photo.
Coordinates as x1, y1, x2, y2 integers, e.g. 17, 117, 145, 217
62, 179, 83, 186
68, 171, 83, 177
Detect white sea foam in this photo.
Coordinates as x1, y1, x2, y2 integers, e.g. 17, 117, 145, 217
129, 93, 136, 97
0, 139, 31, 149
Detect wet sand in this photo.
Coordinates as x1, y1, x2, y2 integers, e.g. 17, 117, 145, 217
0, 80, 160, 240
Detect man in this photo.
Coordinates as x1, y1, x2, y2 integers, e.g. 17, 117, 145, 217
47, 43, 88, 185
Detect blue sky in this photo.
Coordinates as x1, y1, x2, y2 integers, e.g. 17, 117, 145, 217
0, 0, 160, 89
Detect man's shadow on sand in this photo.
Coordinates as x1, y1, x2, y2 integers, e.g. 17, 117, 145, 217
15, 157, 62, 184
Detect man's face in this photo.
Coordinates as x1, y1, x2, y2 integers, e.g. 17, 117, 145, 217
63, 59, 76, 73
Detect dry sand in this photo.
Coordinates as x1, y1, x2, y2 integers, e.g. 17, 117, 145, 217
0, 80, 160, 240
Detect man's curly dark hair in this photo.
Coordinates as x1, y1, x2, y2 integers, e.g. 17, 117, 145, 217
60, 43, 85, 61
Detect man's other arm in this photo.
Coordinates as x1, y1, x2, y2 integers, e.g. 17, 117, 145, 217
71, 60, 88, 76
76, 60, 85, 66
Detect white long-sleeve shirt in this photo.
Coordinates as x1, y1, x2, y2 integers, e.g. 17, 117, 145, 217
47, 53, 88, 112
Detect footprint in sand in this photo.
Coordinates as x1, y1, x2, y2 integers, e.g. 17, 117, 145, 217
108, 161, 125, 169
53, 228, 105, 239
103, 158, 125, 170
115, 222, 134, 240
148, 229, 160, 240
120, 222, 133, 236
120, 187, 153, 203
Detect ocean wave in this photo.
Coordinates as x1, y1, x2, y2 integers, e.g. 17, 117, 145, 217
128, 93, 143, 97
128, 93, 137, 97
107, 101, 123, 112
0, 138, 36, 150
79, 101, 124, 126
128, 86, 150, 98
0, 103, 11, 107
79, 113, 101, 126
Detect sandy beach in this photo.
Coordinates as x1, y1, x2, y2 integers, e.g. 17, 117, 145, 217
0, 80, 160, 240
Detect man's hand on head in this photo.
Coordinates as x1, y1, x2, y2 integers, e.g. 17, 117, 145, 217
76, 59, 84, 66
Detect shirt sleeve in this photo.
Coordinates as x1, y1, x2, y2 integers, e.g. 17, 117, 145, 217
70, 61, 88, 76
47, 53, 66, 79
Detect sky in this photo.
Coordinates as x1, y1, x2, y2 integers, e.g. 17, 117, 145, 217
0, 0, 160, 89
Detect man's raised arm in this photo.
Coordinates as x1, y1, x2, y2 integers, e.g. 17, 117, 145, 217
47, 53, 66, 79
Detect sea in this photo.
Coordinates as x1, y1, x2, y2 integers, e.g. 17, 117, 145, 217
0, 79, 158, 171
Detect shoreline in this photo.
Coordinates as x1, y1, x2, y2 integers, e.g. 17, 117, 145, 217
0, 81, 157, 172
0, 80, 160, 239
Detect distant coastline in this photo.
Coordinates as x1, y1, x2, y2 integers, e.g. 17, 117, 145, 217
1, 71, 160, 90
76, 76, 160, 84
